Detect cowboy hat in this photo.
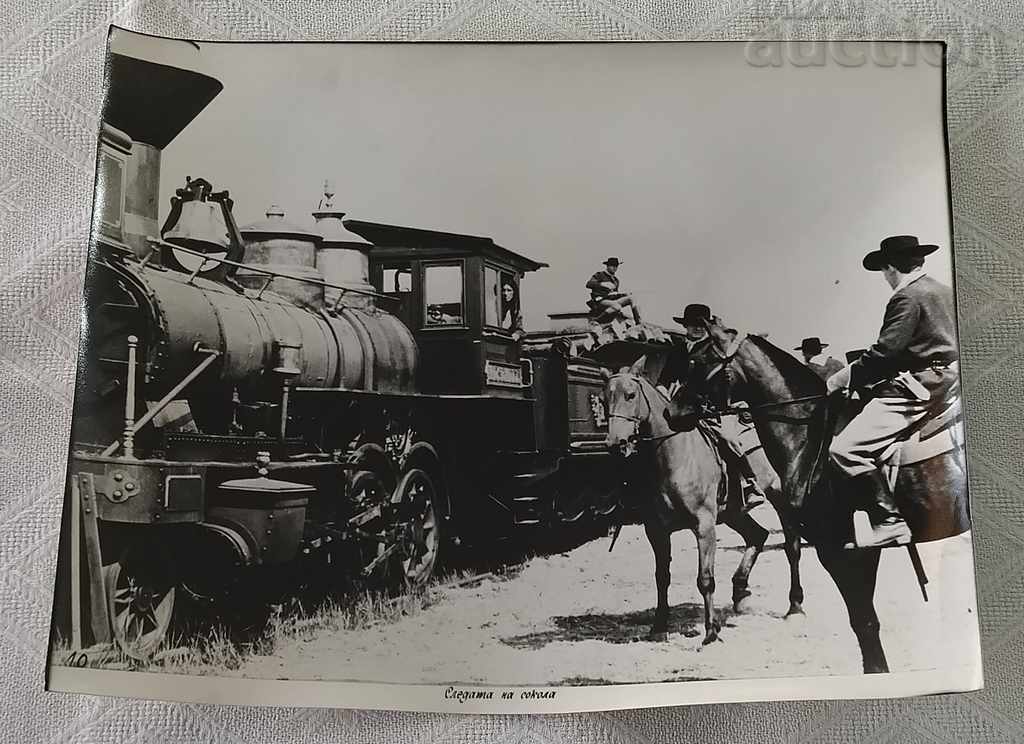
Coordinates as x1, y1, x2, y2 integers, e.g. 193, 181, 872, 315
603, 257, 621, 267
673, 303, 711, 326
862, 235, 939, 271
795, 337, 828, 354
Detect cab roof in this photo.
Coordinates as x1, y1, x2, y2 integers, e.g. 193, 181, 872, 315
344, 220, 547, 274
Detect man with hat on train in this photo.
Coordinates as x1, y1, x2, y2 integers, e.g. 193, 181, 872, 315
586, 257, 642, 324
825, 235, 960, 548
659, 303, 766, 511
796, 337, 844, 382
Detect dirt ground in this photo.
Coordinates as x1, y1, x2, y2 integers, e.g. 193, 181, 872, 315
238, 509, 981, 686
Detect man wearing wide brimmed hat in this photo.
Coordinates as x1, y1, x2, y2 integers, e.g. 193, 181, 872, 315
658, 303, 767, 511
825, 236, 960, 548
795, 337, 843, 382
586, 257, 642, 324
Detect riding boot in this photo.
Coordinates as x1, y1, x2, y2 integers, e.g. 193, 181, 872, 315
849, 470, 911, 548
721, 444, 764, 512
740, 473, 766, 512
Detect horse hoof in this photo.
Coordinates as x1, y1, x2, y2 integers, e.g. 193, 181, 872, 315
734, 596, 755, 614
648, 630, 668, 642
784, 608, 807, 622
701, 632, 719, 646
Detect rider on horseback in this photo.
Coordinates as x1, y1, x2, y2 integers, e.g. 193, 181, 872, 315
660, 303, 766, 512
825, 236, 960, 549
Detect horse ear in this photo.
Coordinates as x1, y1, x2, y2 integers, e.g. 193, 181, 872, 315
629, 354, 647, 375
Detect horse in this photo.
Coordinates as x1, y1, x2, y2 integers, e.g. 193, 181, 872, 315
604, 358, 804, 646
678, 318, 969, 673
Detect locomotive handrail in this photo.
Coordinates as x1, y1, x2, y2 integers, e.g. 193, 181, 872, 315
142, 238, 399, 304
101, 344, 221, 457
72, 452, 356, 470
290, 387, 535, 402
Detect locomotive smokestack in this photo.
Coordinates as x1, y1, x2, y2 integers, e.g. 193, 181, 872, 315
312, 181, 376, 309
102, 31, 223, 259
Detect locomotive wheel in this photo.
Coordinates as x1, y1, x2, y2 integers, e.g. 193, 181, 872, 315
104, 542, 176, 661
393, 468, 441, 588
349, 469, 394, 585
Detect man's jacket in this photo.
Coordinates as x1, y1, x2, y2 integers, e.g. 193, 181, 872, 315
850, 273, 959, 391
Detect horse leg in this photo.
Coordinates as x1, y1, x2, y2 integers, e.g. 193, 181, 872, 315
694, 514, 720, 645
817, 545, 887, 673
775, 501, 805, 619
721, 510, 769, 613
644, 521, 671, 641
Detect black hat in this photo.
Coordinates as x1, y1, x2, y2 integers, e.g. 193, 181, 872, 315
845, 348, 867, 363
795, 337, 828, 354
862, 235, 939, 271
673, 303, 712, 326
604, 257, 621, 267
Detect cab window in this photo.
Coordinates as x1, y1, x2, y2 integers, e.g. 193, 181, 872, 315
484, 266, 501, 328
423, 262, 464, 327
383, 266, 412, 294
485, 267, 519, 333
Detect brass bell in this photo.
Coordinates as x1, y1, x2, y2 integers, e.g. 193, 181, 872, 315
164, 199, 231, 253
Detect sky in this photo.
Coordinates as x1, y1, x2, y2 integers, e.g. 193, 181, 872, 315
115, 34, 954, 360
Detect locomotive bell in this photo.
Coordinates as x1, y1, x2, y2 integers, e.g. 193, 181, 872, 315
164, 199, 232, 253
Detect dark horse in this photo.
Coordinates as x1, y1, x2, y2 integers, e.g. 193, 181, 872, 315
678, 319, 969, 673
604, 358, 805, 646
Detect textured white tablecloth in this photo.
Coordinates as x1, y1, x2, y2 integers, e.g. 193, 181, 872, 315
3, 1, 1022, 741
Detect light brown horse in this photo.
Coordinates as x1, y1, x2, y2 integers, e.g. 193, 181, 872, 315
605, 359, 803, 645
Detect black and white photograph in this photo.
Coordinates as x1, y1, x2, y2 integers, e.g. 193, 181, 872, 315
46, 29, 981, 712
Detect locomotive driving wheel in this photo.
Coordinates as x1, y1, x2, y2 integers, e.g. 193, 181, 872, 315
348, 468, 395, 585
393, 468, 441, 588
103, 541, 176, 661
349, 466, 441, 589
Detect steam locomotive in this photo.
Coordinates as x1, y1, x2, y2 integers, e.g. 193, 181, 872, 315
53, 33, 640, 660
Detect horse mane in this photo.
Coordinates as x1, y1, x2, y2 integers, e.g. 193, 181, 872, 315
744, 334, 826, 395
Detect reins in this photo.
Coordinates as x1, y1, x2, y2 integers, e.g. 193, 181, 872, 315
705, 333, 836, 506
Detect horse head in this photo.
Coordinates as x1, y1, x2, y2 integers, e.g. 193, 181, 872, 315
675, 315, 746, 410
604, 358, 651, 458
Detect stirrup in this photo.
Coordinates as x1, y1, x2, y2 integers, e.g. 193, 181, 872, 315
741, 481, 765, 512
846, 511, 912, 549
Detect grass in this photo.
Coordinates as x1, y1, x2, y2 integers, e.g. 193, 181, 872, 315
50, 568, 487, 677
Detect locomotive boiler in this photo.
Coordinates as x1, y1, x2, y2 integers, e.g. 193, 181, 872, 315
54, 31, 635, 661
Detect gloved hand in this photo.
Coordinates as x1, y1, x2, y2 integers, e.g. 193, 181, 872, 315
826, 364, 852, 394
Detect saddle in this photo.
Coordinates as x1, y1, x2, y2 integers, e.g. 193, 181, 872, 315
878, 393, 965, 489
834, 384, 970, 545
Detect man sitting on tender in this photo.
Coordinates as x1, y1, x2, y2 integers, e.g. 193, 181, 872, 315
586, 257, 641, 324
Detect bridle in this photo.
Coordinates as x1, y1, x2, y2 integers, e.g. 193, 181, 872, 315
607, 372, 694, 449
696, 329, 836, 505
606, 372, 654, 428
697, 332, 829, 422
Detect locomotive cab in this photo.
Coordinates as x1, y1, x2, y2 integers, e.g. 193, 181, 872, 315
348, 221, 546, 399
